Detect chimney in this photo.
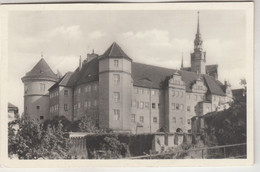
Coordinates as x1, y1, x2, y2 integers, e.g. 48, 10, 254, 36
87, 49, 98, 62
79, 56, 82, 70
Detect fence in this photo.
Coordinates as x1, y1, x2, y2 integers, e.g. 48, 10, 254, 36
129, 143, 246, 159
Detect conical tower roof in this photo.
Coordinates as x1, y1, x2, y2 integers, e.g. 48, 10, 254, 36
99, 42, 132, 61
22, 58, 58, 81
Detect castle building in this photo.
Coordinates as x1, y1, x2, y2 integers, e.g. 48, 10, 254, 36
22, 13, 233, 133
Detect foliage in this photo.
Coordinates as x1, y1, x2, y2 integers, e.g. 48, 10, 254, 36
8, 118, 71, 159
209, 98, 246, 145
43, 116, 78, 132
85, 133, 129, 159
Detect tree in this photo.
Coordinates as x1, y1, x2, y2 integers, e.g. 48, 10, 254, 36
8, 118, 71, 159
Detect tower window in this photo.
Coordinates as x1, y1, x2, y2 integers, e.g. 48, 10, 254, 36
113, 74, 120, 85
36, 106, 40, 110
176, 104, 179, 110
113, 109, 120, 120
153, 117, 158, 123
114, 60, 119, 67
64, 104, 68, 111
131, 114, 135, 123
64, 90, 68, 96
187, 119, 191, 125
152, 103, 156, 109
40, 116, 44, 120
40, 83, 45, 91
113, 92, 120, 103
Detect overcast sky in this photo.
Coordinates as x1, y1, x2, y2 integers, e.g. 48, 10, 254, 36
8, 10, 246, 113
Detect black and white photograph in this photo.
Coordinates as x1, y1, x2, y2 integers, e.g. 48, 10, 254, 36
0, 2, 254, 167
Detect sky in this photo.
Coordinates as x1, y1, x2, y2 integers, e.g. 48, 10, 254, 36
8, 10, 247, 113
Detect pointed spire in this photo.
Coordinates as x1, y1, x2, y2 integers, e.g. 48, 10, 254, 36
197, 11, 200, 35
181, 52, 184, 69
79, 55, 82, 70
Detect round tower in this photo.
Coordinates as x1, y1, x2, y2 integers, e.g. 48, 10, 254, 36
21, 58, 59, 122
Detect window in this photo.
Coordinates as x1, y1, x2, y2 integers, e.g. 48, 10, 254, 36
40, 83, 45, 91
114, 74, 120, 85
176, 104, 179, 110
180, 117, 183, 124
36, 106, 40, 110
134, 88, 138, 94
113, 109, 120, 120
88, 101, 91, 107
180, 104, 184, 111
131, 114, 135, 122
40, 116, 44, 120
152, 103, 156, 109
85, 86, 88, 92
139, 88, 144, 94
214, 96, 216, 101
173, 117, 176, 123
171, 103, 175, 110
139, 101, 144, 109
78, 88, 81, 94
187, 106, 191, 112
187, 119, 191, 124
64, 90, 68, 96
113, 92, 120, 103
145, 102, 149, 109
78, 102, 81, 108
64, 104, 68, 111
195, 95, 198, 101
176, 91, 179, 97
140, 116, 144, 123
151, 90, 155, 95
88, 85, 91, 92
145, 89, 149, 94
84, 101, 88, 108
114, 60, 119, 67
132, 100, 136, 107
180, 92, 183, 98
153, 117, 158, 123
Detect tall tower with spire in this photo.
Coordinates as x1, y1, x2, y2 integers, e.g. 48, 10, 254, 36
191, 11, 206, 74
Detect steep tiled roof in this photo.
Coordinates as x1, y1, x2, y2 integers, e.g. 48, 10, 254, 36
48, 72, 73, 91
99, 42, 132, 61
183, 64, 218, 78
132, 62, 225, 95
24, 58, 58, 80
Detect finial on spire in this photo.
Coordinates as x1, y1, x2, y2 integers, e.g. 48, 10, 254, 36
181, 51, 184, 69
41, 51, 43, 58
92, 49, 95, 54
197, 11, 200, 34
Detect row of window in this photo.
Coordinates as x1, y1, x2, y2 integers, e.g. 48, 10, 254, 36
131, 100, 160, 109
50, 104, 59, 113
134, 88, 160, 96
172, 117, 191, 125
130, 114, 158, 123
74, 100, 98, 109
50, 91, 59, 98
213, 96, 226, 102
74, 84, 98, 95
186, 94, 205, 101
171, 103, 184, 111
